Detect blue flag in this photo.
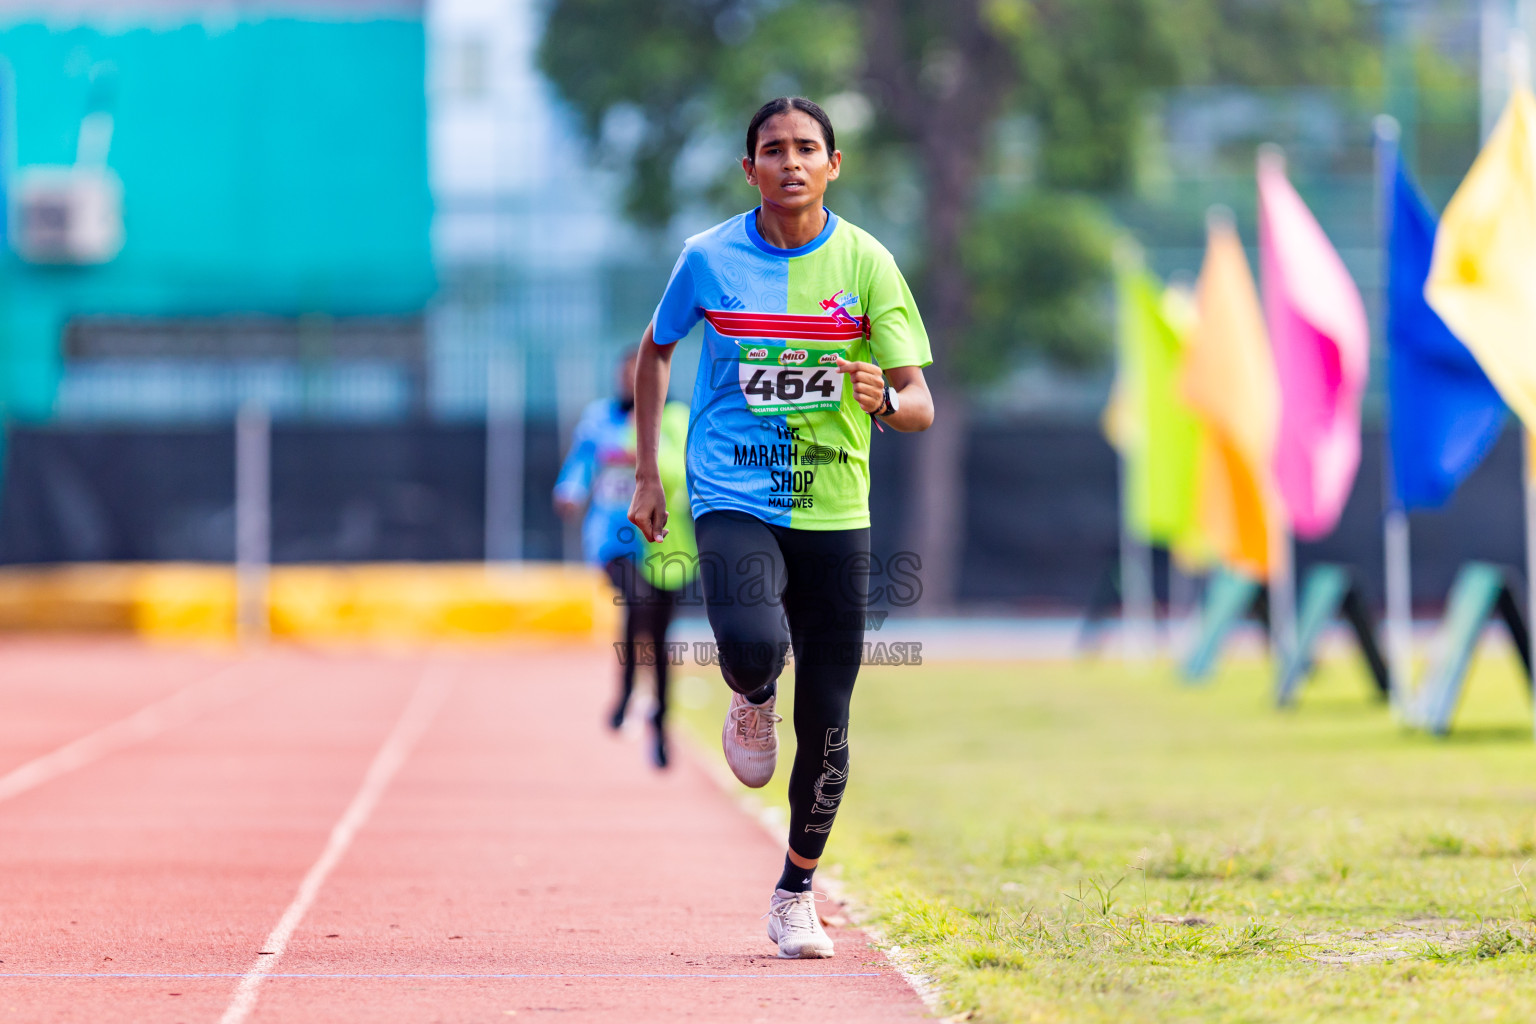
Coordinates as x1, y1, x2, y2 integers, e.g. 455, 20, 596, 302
1386, 154, 1506, 510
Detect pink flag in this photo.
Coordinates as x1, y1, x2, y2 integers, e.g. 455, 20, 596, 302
1257, 149, 1370, 540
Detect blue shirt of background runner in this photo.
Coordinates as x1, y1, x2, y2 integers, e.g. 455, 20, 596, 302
553, 398, 644, 567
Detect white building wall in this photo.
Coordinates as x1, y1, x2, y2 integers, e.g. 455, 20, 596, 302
425, 0, 636, 424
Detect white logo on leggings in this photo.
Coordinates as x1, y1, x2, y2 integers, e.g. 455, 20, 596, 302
822, 727, 848, 756
804, 727, 849, 834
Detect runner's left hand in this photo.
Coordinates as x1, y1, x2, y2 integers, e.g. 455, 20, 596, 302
834, 356, 885, 414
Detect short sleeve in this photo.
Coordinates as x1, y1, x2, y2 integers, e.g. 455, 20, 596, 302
864, 251, 932, 369
651, 249, 703, 345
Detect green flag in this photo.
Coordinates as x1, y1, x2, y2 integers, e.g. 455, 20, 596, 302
1106, 258, 1205, 560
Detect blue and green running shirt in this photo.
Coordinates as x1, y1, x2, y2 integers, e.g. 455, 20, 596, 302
651, 209, 932, 530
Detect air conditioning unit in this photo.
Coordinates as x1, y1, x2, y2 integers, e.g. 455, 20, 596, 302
10, 165, 124, 265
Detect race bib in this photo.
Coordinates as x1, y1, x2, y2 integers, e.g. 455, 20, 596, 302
592, 463, 636, 506
738, 343, 847, 416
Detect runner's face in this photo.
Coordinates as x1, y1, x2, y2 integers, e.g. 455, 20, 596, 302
615, 355, 636, 402
744, 111, 840, 213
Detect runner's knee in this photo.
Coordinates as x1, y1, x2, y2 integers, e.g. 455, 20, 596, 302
716, 635, 787, 695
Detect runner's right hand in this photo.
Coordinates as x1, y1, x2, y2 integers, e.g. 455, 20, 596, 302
628, 475, 669, 542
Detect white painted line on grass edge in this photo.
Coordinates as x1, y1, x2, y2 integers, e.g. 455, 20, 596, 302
0, 663, 250, 806
217, 662, 454, 1024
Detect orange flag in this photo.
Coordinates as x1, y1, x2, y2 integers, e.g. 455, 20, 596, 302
1182, 212, 1282, 580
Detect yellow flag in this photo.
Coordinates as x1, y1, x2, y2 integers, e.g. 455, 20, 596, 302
1181, 214, 1281, 580
1425, 88, 1536, 428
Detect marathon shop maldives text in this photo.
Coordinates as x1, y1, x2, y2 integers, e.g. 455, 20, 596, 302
733, 424, 849, 510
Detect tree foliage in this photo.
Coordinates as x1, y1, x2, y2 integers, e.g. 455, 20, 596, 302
540, 0, 1378, 372
962, 193, 1117, 377
1014, 0, 1184, 191
539, 0, 861, 228
1014, 0, 1378, 191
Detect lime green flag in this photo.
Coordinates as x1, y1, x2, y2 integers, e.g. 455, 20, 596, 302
1106, 258, 1206, 559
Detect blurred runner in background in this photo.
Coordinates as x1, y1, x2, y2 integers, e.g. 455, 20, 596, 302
555, 348, 695, 768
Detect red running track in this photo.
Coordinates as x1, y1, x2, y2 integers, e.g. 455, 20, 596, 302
0, 638, 929, 1023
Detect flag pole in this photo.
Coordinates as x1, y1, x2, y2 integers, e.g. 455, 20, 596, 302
1526, 430, 1536, 722
1117, 449, 1156, 664
1498, 27, 1536, 737
235, 400, 271, 643
1383, 509, 1411, 709
1111, 239, 1157, 664
1251, 152, 1296, 669
1270, 528, 1296, 669
1375, 114, 1413, 716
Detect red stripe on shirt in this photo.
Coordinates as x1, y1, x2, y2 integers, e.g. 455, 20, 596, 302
704, 309, 870, 341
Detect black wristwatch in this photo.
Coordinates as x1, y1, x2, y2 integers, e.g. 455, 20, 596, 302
876, 385, 900, 418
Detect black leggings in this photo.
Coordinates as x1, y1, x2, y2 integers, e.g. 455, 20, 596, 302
695, 510, 868, 860
605, 558, 678, 727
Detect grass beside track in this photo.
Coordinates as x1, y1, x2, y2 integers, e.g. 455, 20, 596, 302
673, 645, 1536, 1023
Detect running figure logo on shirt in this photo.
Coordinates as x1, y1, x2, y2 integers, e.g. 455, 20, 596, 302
819, 290, 860, 327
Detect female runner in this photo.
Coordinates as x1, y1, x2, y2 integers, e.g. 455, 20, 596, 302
628, 97, 934, 957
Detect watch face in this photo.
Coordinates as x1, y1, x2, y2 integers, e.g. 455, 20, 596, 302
887, 387, 899, 411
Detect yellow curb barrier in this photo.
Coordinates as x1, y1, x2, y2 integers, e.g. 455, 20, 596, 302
0, 562, 617, 643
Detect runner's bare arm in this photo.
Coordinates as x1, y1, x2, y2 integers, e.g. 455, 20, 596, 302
834, 358, 934, 432
629, 323, 674, 542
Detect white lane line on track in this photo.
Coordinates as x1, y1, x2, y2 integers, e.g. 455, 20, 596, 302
217, 662, 454, 1024
0, 663, 250, 806
5, 972, 886, 980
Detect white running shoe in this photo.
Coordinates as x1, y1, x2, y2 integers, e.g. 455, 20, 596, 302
721, 691, 779, 788
766, 889, 835, 959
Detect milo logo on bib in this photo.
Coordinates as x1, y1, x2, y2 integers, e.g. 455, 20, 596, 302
738, 342, 847, 416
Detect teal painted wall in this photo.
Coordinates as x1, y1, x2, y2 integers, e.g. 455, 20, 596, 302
0, 17, 434, 419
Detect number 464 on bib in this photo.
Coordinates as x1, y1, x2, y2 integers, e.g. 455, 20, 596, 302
738, 343, 846, 416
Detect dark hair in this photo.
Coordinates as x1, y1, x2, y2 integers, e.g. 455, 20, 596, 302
745, 97, 835, 161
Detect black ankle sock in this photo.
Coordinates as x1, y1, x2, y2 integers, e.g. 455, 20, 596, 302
745, 682, 776, 705
776, 854, 815, 893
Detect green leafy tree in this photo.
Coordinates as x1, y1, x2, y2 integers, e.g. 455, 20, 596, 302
539, 0, 1378, 607
962, 193, 1117, 379
539, 0, 861, 228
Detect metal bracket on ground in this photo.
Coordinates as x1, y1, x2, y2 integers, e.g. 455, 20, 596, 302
1180, 570, 1269, 683
1412, 561, 1532, 736
1273, 564, 1390, 708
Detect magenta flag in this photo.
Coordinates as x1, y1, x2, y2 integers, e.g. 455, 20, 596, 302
1257, 151, 1370, 540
